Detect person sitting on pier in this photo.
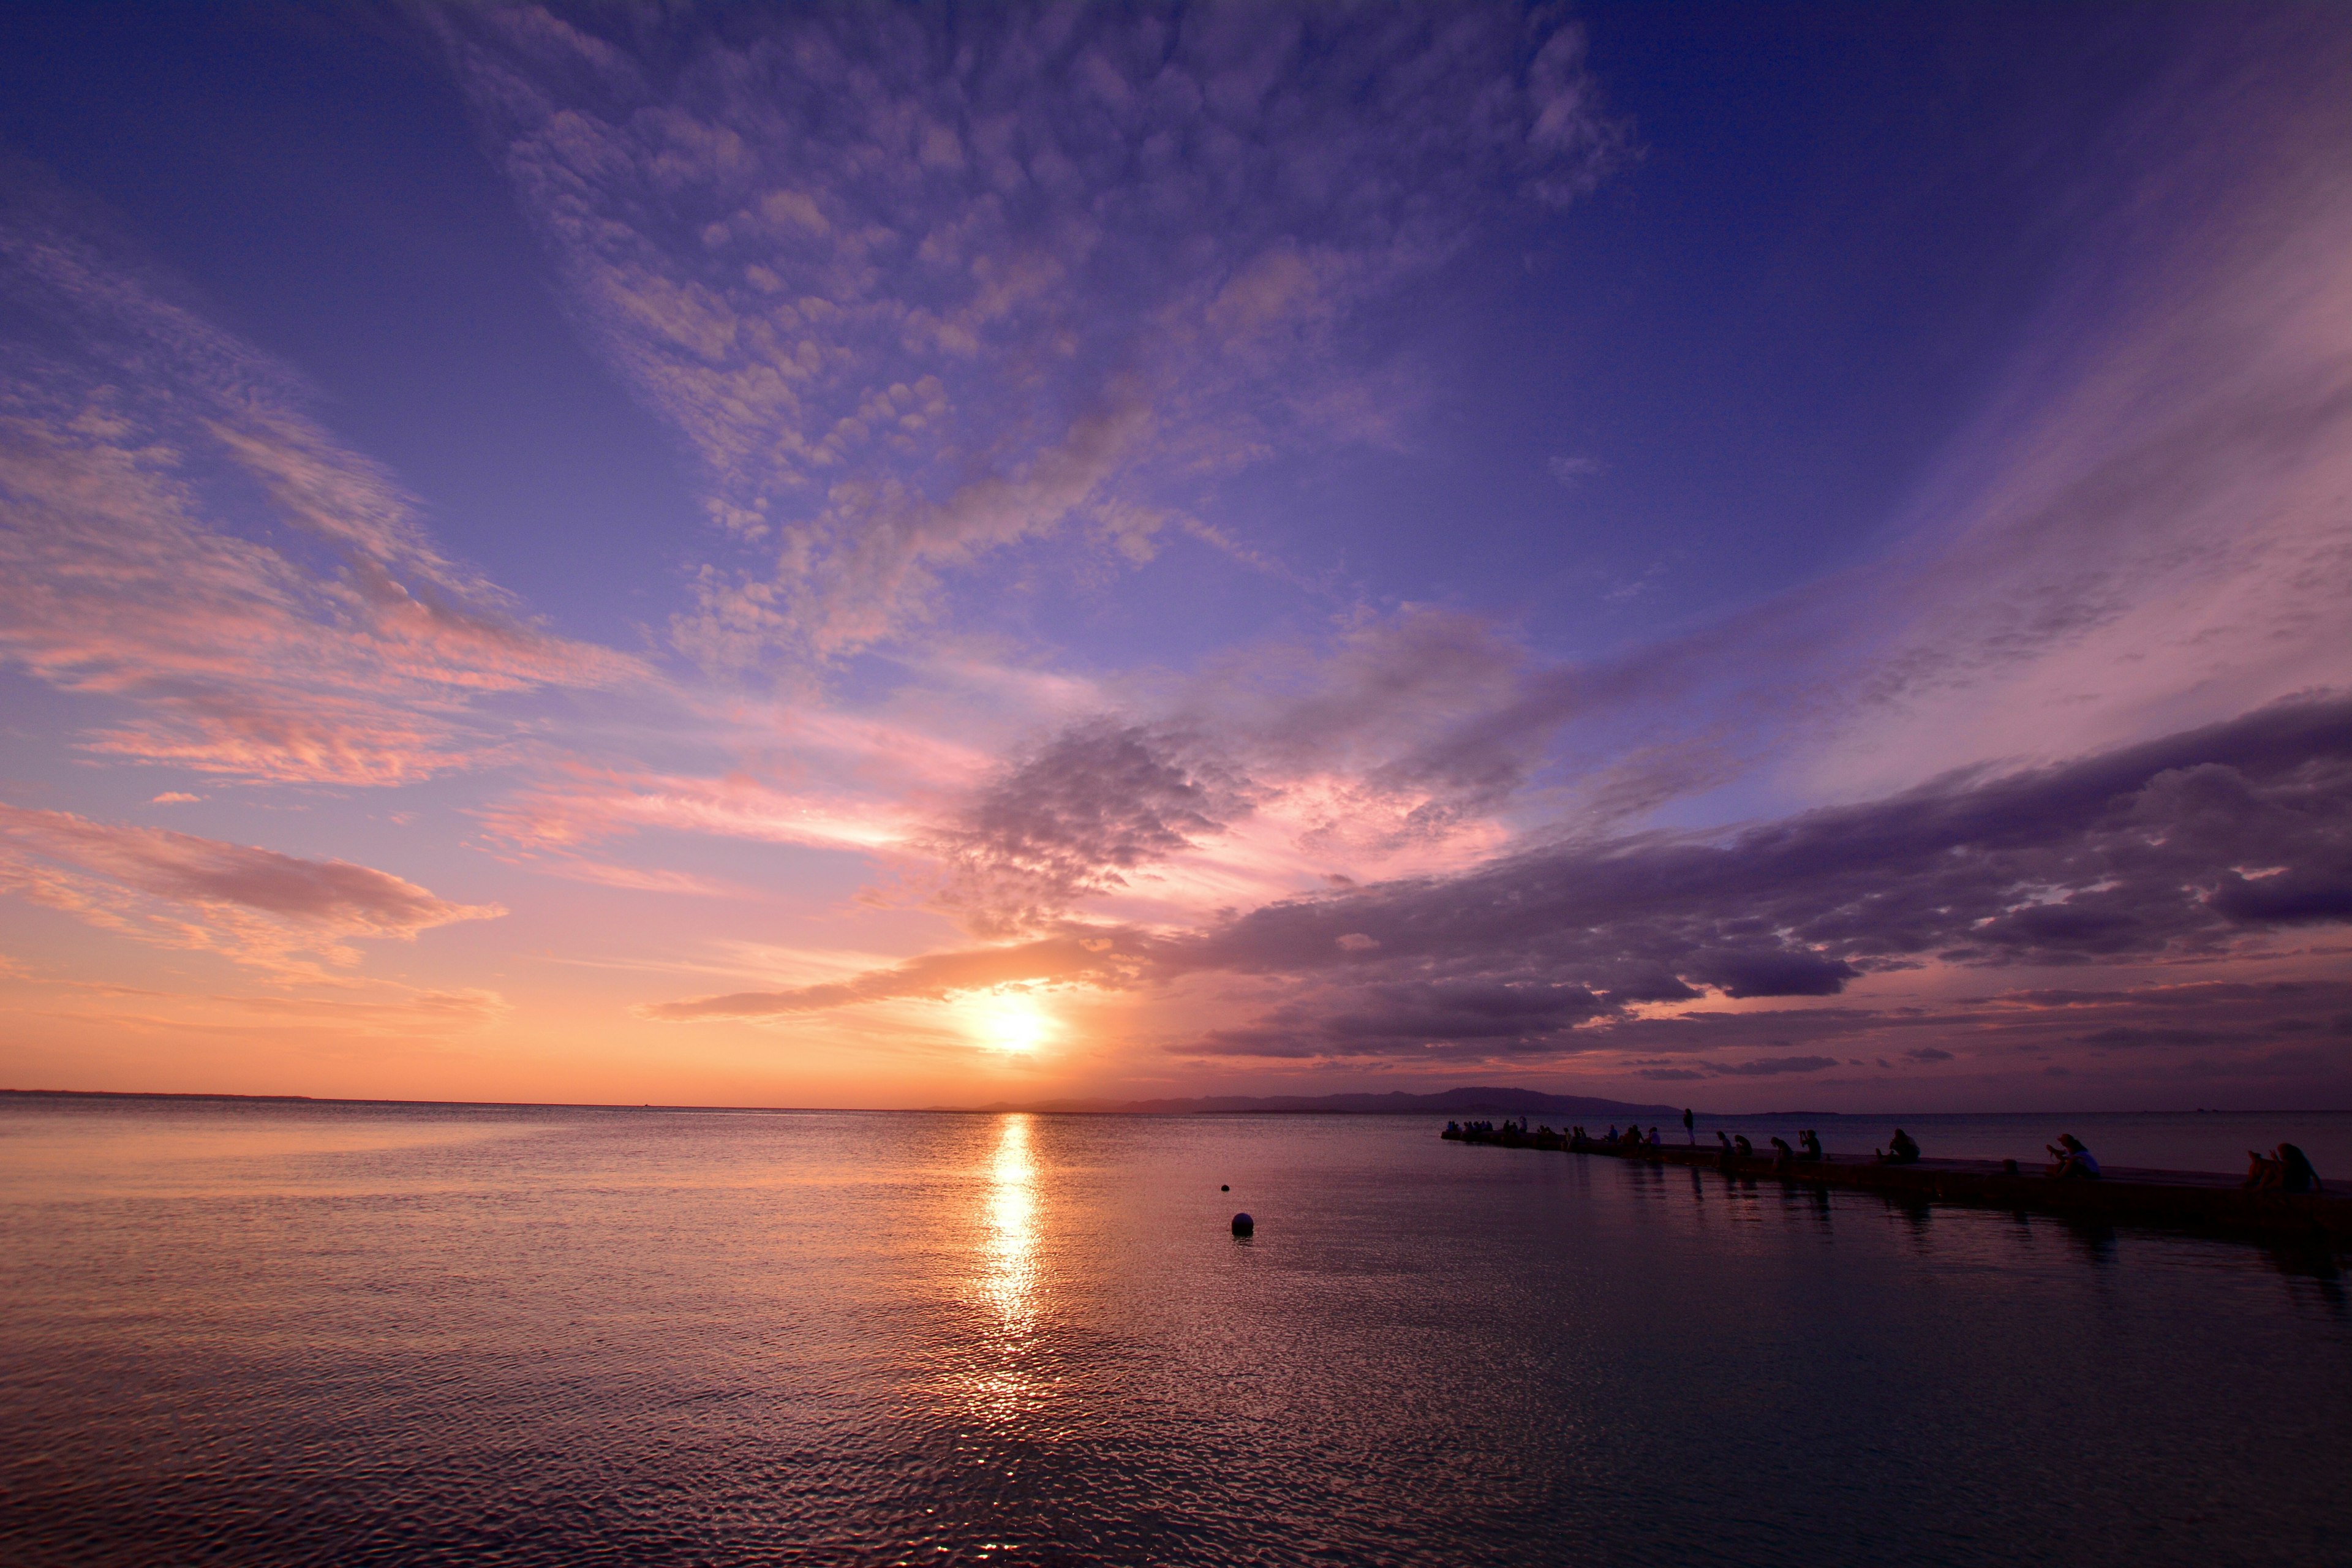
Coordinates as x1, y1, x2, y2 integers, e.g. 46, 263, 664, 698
2244, 1149, 2284, 1190
2046, 1134, 2100, 1179
1733, 1134, 1755, 1158
1770, 1136, 1795, 1167
1646, 1126, 1662, 1148
1876, 1128, 1921, 1164
1605, 1125, 1619, 1144
2278, 1142, 2323, 1194
1798, 1129, 1825, 1162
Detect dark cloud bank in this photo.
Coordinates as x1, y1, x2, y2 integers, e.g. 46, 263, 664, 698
662, 697, 2352, 1076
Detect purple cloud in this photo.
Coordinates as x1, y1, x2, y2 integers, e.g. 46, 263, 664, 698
924, 718, 1256, 935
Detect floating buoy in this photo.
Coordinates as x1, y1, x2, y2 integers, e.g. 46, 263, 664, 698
1231, 1212, 1254, 1236
1221, 1184, 1229, 1191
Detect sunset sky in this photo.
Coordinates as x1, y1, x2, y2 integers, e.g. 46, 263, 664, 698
2, 1, 2347, 1111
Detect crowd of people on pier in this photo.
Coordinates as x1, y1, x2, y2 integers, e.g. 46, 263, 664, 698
2245, 1142, 2324, 1193
1443, 1118, 2330, 1197
1449, 1112, 2335, 1186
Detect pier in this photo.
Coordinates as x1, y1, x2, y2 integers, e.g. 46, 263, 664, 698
1442, 1125, 2352, 1246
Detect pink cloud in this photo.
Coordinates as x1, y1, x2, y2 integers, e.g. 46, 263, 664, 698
0, 801, 502, 979
645, 930, 1145, 1020
0, 180, 643, 787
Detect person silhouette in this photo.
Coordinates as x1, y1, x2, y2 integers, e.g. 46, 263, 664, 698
1683, 1107, 1695, 1144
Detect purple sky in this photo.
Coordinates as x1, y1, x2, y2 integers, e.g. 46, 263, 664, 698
1, 2, 2347, 1110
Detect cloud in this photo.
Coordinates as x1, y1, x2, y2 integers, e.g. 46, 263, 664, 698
666, 697, 2352, 1066
923, 717, 1256, 935
1786, 20, 2352, 796
149, 793, 200, 805
1548, 453, 1602, 486
0, 802, 502, 978
0, 166, 641, 786
1683, 949, 1858, 1000
1152, 696, 2352, 1052
433, 2, 1626, 662
1197, 979, 1608, 1060
1695, 1055, 1841, 1078
645, 929, 1144, 1020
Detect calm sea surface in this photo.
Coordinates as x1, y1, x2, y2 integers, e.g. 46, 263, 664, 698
2, 1098, 2346, 1567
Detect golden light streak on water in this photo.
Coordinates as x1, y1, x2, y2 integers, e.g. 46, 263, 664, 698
959, 1111, 1046, 1426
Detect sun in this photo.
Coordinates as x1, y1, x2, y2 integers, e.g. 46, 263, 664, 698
966, 992, 1058, 1056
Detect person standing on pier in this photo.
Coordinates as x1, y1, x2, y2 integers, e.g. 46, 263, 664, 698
1683, 1108, 1695, 1144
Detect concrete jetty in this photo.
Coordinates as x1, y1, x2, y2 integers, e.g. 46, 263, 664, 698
1442, 1125, 2351, 1247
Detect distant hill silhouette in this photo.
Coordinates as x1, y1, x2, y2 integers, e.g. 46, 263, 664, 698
946, 1087, 1686, 1118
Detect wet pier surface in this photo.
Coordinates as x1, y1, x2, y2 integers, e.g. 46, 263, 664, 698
1443, 1126, 2351, 1246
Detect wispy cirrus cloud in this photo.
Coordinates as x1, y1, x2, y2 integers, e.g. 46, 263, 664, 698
0, 802, 502, 979
0, 167, 642, 787
434, 1, 1624, 663
1781, 22, 2352, 799
7, 978, 514, 1040
643, 930, 1143, 1021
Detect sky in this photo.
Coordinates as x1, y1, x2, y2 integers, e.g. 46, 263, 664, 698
1, 1, 2347, 1112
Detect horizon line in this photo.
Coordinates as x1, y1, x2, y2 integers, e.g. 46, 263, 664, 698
2, 1088, 2341, 1119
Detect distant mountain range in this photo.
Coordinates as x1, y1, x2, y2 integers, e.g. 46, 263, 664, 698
943, 1087, 1687, 1118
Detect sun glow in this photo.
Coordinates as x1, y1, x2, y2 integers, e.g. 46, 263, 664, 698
965, 992, 1058, 1055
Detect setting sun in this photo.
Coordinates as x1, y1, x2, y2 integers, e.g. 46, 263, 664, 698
965, 993, 1057, 1057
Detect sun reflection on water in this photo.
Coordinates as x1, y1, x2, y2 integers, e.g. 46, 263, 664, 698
959, 1112, 1047, 1425
984, 1113, 1039, 1332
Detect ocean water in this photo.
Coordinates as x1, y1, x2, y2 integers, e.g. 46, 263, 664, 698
1, 1098, 2346, 1567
